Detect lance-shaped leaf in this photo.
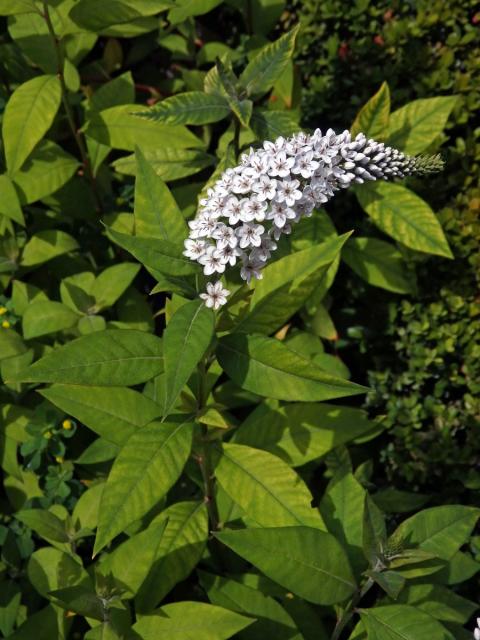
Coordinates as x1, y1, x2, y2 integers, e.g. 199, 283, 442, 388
136, 501, 208, 612
22, 301, 80, 339
134, 147, 187, 243
387, 96, 457, 155
135, 91, 231, 125
395, 584, 477, 624
2, 75, 61, 175
106, 227, 197, 277
235, 233, 350, 334
342, 236, 415, 294
39, 385, 162, 446
8, 330, 164, 386
101, 520, 167, 597
16, 509, 68, 543
113, 147, 214, 181
200, 572, 302, 640
390, 506, 480, 561
92, 263, 140, 310
94, 418, 194, 554
216, 526, 356, 605
233, 401, 376, 466
133, 601, 253, 640
0, 174, 24, 225
168, 0, 223, 24
21, 230, 79, 267
239, 26, 299, 97
351, 82, 390, 140
216, 443, 325, 529
356, 182, 453, 258
217, 333, 367, 402
250, 109, 300, 140
163, 299, 215, 416
360, 605, 454, 640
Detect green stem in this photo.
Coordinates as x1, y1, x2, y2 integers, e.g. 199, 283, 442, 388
330, 577, 374, 640
42, 2, 103, 214
196, 360, 221, 534
233, 117, 241, 159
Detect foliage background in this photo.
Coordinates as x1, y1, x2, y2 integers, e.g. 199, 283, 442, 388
0, 0, 479, 639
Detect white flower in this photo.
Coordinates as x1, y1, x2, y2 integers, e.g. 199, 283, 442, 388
242, 197, 268, 222
268, 151, 295, 178
200, 281, 230, 309
236, 223, 265, 249
212, 223, 237, 249
183, 238, 207, 259
252, 175, 277, 201
240, 259, 263, 284
198, 247, 226, 276
275, 179, 303, 207
185, 127, 444, 308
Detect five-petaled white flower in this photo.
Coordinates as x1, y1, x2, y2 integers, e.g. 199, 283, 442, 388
184, 127, 444, 308
200, 281, 230, 309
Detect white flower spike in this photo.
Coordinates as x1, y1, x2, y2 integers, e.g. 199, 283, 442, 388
185, 128, 444, 308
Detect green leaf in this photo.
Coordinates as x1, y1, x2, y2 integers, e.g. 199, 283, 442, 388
106, 227, 197, 277
239, 26, 299, 97
395, 584, 477, 624
250, 109, 300, 140
391, 506, 479, 561
69, 0, 173, 32
21, 230, 79, 267
200, 572, 302, 640
0, 329, 27, 361
236, 233, 349, 334
39, 385, 162, 446
102, 520, 167, 597
22, 301, 80, 339
136, 501, 208, 612
7, 606, 61, 640
233, 401, 376, 466
351, 82, 390, 140
320, 471, 367, 575
11, 280, 49, 315
342, 237, 415, 294
2, 75, 61, 175
49, 586, 104, 621
387, 96, 457, 155
94, 418, 194, 554
15, 509, 68, 543
216, 526, 356, 605
356, 182, 453, 258
0, 174, 24, 225
9, 329, 164, 386
168, 0, 223, 24
136, 92, 231, 125
89, 71, 135, 112
133, 601, 253, 639
92, 263, 140, 310
134, 147, 187, 243
113, 147, 214, 181
217, 333, 367, 402
84, 104, 204, 152
163, 299, 215, 416
28, 546, 90, 598
216, 443, 325, 529
12, 141, 79, 205
367, 570, 406, 600
363, 493, 387, 567
0, 0, 37, 15
359, 604, 454, 640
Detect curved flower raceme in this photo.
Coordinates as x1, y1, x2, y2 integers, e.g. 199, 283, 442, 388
184, 128, 443, 309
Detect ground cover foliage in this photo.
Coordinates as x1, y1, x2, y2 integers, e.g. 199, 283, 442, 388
0, 1, 479, 639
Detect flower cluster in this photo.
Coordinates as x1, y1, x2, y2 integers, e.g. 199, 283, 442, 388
184, 128, 443, 309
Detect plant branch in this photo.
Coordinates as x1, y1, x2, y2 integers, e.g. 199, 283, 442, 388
330, 577, 374, 640
42, 2, 103, 214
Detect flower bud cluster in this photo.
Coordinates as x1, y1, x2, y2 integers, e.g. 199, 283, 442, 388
184, 128, 443, 309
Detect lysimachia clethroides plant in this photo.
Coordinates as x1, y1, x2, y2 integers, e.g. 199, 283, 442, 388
185, 128, 443, 307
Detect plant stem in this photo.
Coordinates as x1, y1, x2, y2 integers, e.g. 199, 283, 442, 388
233, 117, 241, 159
42, 2, 103, 214
196, 360, 221, 534
330, 577, 374, 640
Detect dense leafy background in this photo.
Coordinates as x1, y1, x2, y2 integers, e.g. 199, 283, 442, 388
0, 1, 478, 639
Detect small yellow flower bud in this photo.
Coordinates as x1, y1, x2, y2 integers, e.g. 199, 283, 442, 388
44, 430, 52, 439
2, 320, 10, 329
0, 306, 7, 315
55, 456, 64, 464
62, 419, 73, 430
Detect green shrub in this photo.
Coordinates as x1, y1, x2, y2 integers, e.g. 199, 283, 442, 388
0, 1, 479, 639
